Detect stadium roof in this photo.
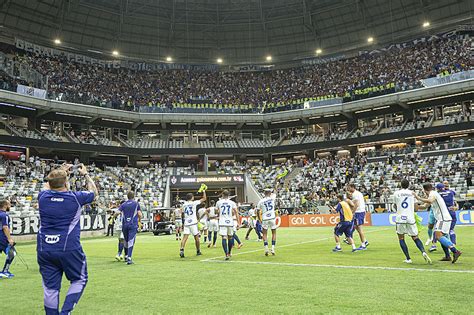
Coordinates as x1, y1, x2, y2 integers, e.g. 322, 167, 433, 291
1, 0, 472, 64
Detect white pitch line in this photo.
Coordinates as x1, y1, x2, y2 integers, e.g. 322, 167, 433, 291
204, 259, 474, 274
201, 227, 391, 262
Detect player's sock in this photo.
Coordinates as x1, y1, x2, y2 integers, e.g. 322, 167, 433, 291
271, 240, 276, 251
264, 241, 268, 252
204, 236, 207, 243
221, 239, 228, 255
335, 242, 341, 249
213, 232, 217, 245
441, 244, 451, 258
449, 230, 456, 245
399, 239, 410, 260
439, 236, 457, 253
2, 247, 15, 272
427, 228, 433, 240
413, 238, 426, 253
233, 233, 241, 245
208, 231, 211, 242
228, 238, 234, 255
351, 242, 356, 250
118, 242, 124, 255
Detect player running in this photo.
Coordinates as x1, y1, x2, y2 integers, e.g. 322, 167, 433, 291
414, 183, 462, 263
347, 184, 369, 250
245, 203, 262, 241
393, 179, 431, 264
257, 188, 278, 256
172, 206, 183, 241
332, 195, 357, 252
0, 199, 15, 279
179, 188, 206, 258
207, 200, 219, 248
115, 191, 142, 265
198, 206, 209, 243
216, 190, 240, 260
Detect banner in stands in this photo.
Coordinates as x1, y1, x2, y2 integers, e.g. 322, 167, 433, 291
421, 70, 473, 87
169, 175, 244, 187
16, 84, 47, 99
288, 213, 372, 227
371, 210, 474, 226
14, 38, 218, 71
10, 214, 106, 235
229, 64, 273, 72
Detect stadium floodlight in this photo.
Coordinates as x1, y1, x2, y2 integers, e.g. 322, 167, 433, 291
316, 48, 322, 54
112, 50, 119, 56
367, 37, 374, 43
266, 55, 272, 61
54, 38, 61, 45
166, 56, 173, 62
216, 58, 223, 64
422, 21, 430, 28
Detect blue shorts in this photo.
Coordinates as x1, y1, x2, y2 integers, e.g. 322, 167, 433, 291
353, 212, 366, 226
449, 210, 457, 231
37, 248, 88, 290
428, 209, 436, 225
334, 221, 354, 238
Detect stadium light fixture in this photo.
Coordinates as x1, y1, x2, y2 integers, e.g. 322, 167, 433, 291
54, 38, 61, 45
367, 37, 374, 43
266, 55, 272, 61
216, 58, 223, 64
112, 50, 119, 56
316, 48, 322, 55
422, 21, 430, 28
166, 56, 173, 62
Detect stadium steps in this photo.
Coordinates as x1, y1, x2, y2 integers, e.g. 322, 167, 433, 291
114, 135, 130, 147
283, 167, 302, 189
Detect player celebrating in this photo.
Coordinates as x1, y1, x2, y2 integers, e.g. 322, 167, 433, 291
115, 191, 142, 265
245, 203, 262, 241
216, 190, 239, 260
0, 199, 15, 279
179, 187, 206, 258
393, 179, 431, 264
347, 184, 369, 250
257, 188, 278, 256
37, 164, 97, 314
198, 206, 209, 243
172, 206, 183, 241
414, 183, 462, 263
207, 200, 219, 248
332, 195, 357, 252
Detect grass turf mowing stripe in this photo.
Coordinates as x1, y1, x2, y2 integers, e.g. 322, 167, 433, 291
204, 259, 474, 273
201, 226, 392, 261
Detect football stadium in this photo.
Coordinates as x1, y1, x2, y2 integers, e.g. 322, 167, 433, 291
0, 0, 473, 313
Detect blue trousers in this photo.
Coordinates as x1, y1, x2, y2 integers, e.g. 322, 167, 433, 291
37, 249, 88, 315
122, 224, 138, 259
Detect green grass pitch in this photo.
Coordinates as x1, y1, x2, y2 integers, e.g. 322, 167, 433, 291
3, 226, 474, 314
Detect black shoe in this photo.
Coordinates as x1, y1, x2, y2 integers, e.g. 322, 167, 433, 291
452, 251, 462, 264
197, 251, 202, 256
180, 250, 185, 258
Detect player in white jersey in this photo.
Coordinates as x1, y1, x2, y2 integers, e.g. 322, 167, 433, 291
245, 203, 262, 241
414, 183, 462, 263
257, 188, 278, 256
179, 190, 206, 258
392, 179, 431, 264
112, 203, 126, 261
198, 206, 209, 243
347, 184, 369, 250
216, 190, 240, 260
172, 207, 183, 240
207, 200, 219, 248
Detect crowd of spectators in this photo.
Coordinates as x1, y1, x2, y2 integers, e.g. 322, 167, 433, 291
1, 34, 470, 113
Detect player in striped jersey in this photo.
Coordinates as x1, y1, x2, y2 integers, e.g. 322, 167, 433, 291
414, 183, 462, 263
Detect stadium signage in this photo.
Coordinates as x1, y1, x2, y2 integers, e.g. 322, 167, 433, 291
9, 214, 106, 235
169, 175, 244, 187
288, 213, 372, 227
371, 210, 474, 226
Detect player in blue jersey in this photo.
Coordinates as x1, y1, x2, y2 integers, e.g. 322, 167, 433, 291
0, 199, 15, 279
332, 195, 357, 252
114, 191, 142, 265
37, 164, 98, 314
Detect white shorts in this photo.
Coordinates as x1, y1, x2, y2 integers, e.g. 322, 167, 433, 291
199, 220, 208, 230
434, 220, 451, 234
183, 224, 199, 236
208, 219, 219, 232
396, 222, 418, 236
249, 217, 257, 228
175, 220, 183, 228
219, 226, 234, 236
117, 231, 124, 239
262, 218, 278, 230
